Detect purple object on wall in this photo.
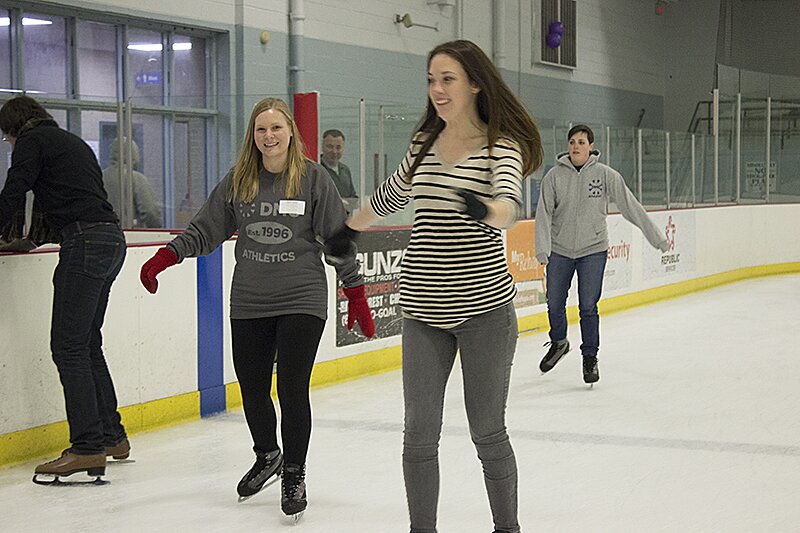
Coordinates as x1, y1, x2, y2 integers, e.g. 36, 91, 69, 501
546, 32, 562, 48
549, 21, 565, 36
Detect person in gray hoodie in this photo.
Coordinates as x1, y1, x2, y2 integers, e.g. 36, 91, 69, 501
102, 138, 162, 228
535, 124, 669, 385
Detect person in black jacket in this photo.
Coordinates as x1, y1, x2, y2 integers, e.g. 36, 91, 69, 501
0, 96, 129, 484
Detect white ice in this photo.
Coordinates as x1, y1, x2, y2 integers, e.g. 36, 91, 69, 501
1, 275, 799, 532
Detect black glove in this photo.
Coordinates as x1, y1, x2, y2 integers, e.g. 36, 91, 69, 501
325, 224, 360, 258
458, 190, 489, 221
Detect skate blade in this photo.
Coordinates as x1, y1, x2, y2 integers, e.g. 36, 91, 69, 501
108, 458, 136, 464
32, 473, 108, 486
282, 511, 304, 525
237, 476, 280, 503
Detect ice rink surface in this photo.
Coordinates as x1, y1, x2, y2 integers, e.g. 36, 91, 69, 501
1, 275, 798, 532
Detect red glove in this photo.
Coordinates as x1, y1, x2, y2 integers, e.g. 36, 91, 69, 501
140, 247, 179, 294
343, 285, 375, 338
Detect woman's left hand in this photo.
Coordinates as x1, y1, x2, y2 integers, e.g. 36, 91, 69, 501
343, 285, 376, 338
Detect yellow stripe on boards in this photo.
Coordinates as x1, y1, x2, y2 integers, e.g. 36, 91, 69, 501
0, 392, 200, 468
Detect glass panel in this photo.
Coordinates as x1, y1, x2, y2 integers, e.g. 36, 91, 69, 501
173, 116, 207, 228
23, 12, 66, 98
79, 109, 163, 228
78, 110, 114, 164
698, 133, 716, 204
640, 128, 667, 207
769, 101, 786, 203
607, 127, 638, 196
172, 35, 206, 108
127, 28, 164, 105
669, 132, 694, 207
77, 20, 117, 102
131, 113, 165, 225
740, 98, 768, 202
717, 96, 737, 202
0, 9, 11, 91
317, 94, 364, 217
362, 99, 419, 226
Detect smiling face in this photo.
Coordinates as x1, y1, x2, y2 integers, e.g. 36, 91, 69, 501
427, 53, 480, 124
568, 131, 594, 167
322, 134, 344, 167
253, 109, 291, 170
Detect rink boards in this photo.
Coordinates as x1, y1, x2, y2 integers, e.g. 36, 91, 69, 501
1, 204, 799, 466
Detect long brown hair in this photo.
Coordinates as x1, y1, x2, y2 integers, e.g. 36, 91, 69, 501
228, 98, 307, 202
408, 40, 542, 178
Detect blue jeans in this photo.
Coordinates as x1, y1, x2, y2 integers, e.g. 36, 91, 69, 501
546, 250, 607, 357
51, 222, 127, 454
402, 303, 520, 533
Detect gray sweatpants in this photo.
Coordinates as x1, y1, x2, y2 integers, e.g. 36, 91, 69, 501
402, 303, 520, 533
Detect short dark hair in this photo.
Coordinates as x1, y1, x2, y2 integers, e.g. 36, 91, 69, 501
322, 129, 345, 141
0, 95, 53, 137
567, 124, 594, 144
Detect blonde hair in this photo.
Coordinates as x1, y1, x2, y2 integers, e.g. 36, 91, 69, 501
228, 98, 308, 202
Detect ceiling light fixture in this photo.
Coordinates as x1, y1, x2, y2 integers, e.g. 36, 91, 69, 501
127, 42, 192, 52
0, 17, 53, 26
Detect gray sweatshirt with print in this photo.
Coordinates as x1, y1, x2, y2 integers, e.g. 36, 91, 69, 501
535, 152, 668, 263
167, 163, 363, 320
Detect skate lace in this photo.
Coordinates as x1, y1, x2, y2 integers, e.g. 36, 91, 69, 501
283, 466, 306, 499
41, 449, 72, 465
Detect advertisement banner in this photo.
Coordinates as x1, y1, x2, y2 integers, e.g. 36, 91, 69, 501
506, 220, 546, 308
643, 210, 697, 279
336, 228, 411, 346
604, 217, 633, 291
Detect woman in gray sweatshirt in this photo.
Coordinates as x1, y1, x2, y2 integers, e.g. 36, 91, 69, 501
535, 124, 669, 385
139, 98, 374, 519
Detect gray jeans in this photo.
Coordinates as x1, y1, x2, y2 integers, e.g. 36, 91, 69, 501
403, 303, 520, 533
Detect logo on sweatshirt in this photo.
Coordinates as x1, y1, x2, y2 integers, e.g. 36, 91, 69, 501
588, 179, 603, 198
239, 201, 257, 218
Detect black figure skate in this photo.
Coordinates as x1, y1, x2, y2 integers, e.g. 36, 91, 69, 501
237, 448, 283, 502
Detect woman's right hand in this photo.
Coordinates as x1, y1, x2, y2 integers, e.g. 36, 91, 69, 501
140, 247, 179, 294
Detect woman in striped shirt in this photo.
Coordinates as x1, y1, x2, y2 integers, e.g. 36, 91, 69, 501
332, 40, 542, 533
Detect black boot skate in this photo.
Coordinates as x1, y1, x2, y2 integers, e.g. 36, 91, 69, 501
539, 339, 570, 374
237, 448, 282, 502
583, 355, 599, 386
281, 463, 307, 522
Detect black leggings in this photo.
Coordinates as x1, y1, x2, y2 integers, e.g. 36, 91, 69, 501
231, 314, 325, 465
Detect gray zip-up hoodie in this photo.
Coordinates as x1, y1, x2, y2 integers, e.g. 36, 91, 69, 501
535, 151, 668, 263
167, 162, 363, 320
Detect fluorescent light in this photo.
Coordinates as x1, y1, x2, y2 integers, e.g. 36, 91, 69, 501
0, 88, 46, 94
127, 42, 193, 52
0, 17, 54, 26
23, 17, 53, 26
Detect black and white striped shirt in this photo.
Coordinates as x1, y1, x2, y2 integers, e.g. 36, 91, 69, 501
371, 134, 524, 329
